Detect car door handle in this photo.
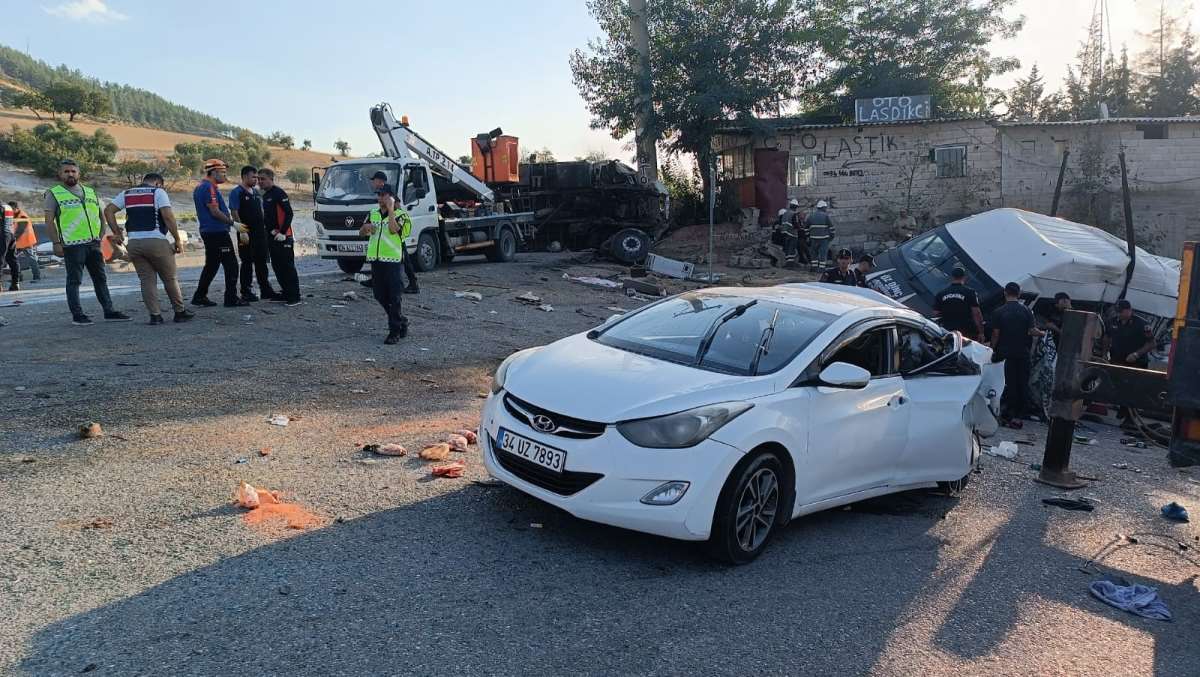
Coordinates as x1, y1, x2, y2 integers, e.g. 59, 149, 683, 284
889, 395, 908, 406
428, 206, 435, 212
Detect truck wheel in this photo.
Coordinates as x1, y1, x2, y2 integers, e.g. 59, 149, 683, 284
486, 226, 517, 263
337, 258, 364, 275
414, 232, 440, 272
609, 228, 650, 264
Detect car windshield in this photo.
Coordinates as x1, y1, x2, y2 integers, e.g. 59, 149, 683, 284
900, 230, 974, 295
594, 292, 834, 375
317, 163, 399, 204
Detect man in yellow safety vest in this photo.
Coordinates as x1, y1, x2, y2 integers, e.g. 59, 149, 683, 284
359, 183, 412, 344
45, 159, 130, 325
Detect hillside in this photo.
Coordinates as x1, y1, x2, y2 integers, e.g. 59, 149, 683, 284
0, 44, 240, 137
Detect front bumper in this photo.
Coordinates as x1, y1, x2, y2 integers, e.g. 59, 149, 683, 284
479, 392, 745, 541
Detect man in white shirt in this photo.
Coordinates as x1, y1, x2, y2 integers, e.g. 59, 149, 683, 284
103, 172, 195, 324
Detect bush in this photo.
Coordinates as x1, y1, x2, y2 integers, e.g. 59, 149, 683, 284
172, 132, 272, 176
660, 156, 704, 227
284, 166, 309, 190
267, 131, 294, 149
0, 120, 118, 176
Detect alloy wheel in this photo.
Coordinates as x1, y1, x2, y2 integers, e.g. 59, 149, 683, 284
735, 468, 779, 552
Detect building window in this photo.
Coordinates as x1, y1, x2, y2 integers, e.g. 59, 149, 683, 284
933, 145, 966, 178
722, 145, 756, 179
1020, 139, 1036, 156
789, 154, 817, 186
1136, 123, 1168, 140
742, 146, 755, 178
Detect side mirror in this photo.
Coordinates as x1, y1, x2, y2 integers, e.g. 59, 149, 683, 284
818, 362, 871, 389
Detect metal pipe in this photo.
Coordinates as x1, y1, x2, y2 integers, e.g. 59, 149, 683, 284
1117, 150, 1136, 301
1050, 150, 1069, 216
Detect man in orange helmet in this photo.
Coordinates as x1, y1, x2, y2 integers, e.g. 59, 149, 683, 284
191, 158, 249, 307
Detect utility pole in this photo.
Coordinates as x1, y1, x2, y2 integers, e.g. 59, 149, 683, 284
629, 0, 658, 186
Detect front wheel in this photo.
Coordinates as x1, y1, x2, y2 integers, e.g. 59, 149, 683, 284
708, 451, 784, 564
337, 258, 364, 275
414, 232, 440, 272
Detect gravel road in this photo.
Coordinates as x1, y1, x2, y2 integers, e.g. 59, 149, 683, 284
2, 252, 1198, 676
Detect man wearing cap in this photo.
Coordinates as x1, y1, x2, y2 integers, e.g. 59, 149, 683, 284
806, 200, 836, 264
192, 159, 249, 307
44, 159, 131, 325
104, 172, 195, 325
1040, 292, 1072, 345
366, 170, 419, 293
819, 248, 859, 286
360, 183, 413, 344
855, 254, 875, 288
933, 267, 984, 340
990, 282, 1045, 426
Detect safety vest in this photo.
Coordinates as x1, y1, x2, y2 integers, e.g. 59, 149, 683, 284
366, 206, 412, 263
12, 210, 37, 249
50, 184, 102, 245
120, 185, 166, 234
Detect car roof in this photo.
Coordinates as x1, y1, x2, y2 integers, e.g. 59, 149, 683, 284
700, 282, 916, 317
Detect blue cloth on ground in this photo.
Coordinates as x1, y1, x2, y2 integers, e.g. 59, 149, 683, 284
1161, 502, 1190, 522
1089, 580, 1172, 621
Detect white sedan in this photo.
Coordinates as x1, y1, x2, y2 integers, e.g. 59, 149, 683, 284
481, 283, 1003, 563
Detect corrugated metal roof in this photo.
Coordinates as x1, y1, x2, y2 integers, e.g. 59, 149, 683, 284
997, 117, 1200, 127
718, 116, 990, 134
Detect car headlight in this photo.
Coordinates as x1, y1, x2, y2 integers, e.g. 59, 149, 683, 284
617, 402, 753, 449
491, 347, 540, 394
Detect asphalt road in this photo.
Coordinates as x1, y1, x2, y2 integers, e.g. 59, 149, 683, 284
2, 253, 1198, 676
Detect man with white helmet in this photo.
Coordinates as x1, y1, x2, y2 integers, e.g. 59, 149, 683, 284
806, 199, 836, 264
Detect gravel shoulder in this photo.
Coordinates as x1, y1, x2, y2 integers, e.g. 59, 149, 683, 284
2, 253, 1198, 676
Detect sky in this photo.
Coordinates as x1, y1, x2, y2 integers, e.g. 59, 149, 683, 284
5, 0, 1200, 163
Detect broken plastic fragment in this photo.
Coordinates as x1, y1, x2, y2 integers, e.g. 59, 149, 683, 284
236, 481, 261, 509
432, 461, 466, 478
454, 291, 483, 301
419, 443, 452, 461
267, 414, 290, 427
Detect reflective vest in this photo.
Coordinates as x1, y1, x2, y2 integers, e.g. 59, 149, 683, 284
366, 206, 412, 263
50, 184, 102, 245
120, 185, 166, 234
12, 210, 37, 249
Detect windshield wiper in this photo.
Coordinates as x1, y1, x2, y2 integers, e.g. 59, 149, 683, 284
750, 308, 780, 375
695, 300, 758, 365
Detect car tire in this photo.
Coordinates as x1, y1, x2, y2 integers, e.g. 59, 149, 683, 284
939, 433, 980, 496
414, 232, 440, 272
609, 227, 650, 264
486, 226, 517, 263
337, 258, 364, 275
708, 450, 785, 564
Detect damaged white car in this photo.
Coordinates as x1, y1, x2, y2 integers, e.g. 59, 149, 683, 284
482, 283, 1003, 563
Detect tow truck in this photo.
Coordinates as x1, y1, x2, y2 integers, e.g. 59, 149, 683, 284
312, 103, 535, 274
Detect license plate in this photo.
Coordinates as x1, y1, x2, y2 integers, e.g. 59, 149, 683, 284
498, 428, 566, 473
336, 243, 366, 253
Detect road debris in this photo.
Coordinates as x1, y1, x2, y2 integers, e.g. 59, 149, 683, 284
267, 414, 290, 427
1161, 502, 1190, 522
259, 447, 272, 457
1089, 580, 1172, 621
78, 422, 104, 439
622, 278, 665, 297
562, 273, 622, 289
419, 443, 452, 461
331, 304, 347, 309
81, 517, 114, 530
454, 291, 483, 301
538, 304, 555, 312
14, 386, 26, 392
984, 441, 1019, 459
1073, 434, 1098, 446
431, 461, 467, 478
455, 429, 479, 445
605, 306, 627, 314
515, 291, 542, 305
1042, 496, 1095, 512
373, 443, 408, 457
342, 291, 359, 301
236, 481, 263, 509
447, 434, 469, 453
350, 388, 367, 394
644, 253, 694, 279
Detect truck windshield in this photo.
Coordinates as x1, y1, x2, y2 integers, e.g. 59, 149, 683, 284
899, 230, 977, 296
317, 163, 399, 204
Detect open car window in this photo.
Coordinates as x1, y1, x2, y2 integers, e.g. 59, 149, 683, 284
825, 326, 893, 377
898, 324, 961, 376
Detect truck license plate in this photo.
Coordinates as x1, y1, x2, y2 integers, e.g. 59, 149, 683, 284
335, 243, 366, 253
498, 429, 566, 473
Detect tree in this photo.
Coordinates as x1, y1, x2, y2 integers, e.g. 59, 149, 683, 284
1134, 1, 1199, 116
1007, 63, 1045, 120
799, 0, 1024, 118
11, 91, 55, 120
0, 120, 118, 176
267, 131, 295, 149
521, 147, 557, 163
42, 82, 108, 121
334, 139, 350, 156
571, 0, 812, 199
285, 166, 309, 190
301, 139, 312, 150
457, 154, 473, 166
574, 149, 609, 162
1107, 46, 1136, 116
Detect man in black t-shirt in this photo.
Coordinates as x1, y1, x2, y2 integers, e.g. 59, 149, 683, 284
990, 282, 1045, 425
229, 165, 279, 302
819, 248, 860, 286
933, 267, 984, 340
1040, 292, 1072, 345
1103, 299, 1155, 368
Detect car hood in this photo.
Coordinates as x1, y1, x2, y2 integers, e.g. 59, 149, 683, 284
503, 333, 775, 423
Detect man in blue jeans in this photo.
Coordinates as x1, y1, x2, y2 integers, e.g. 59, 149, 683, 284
44, 159, 130, 325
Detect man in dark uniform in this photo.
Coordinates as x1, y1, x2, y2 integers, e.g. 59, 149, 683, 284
1040, 292, 1072, 344
990, 282, 1045, 427
932, 267, 984, 340
855, 254, 874, 288
228, 165, 279, 302
819, 248, 859, 286
1103, 299, 1156, 428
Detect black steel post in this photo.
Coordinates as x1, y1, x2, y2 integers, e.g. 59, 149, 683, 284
1050, 150, 1069, 217
1043, 417, 1076, 474
1117, 151, 1137, 301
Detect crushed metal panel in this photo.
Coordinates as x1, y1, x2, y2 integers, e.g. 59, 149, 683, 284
645, 253, 694, 280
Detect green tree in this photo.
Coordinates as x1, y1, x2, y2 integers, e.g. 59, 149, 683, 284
334, 139, 350, 156
799, 0, 1024, 118
42, 82, 108, 121
11, 91, 55, 120
1007, 63, 1045, 120
1133, 1, 1198, 116
574, 149, 609, 162
301, 139, 312, 150
0, 120, 118, 176
267, 131, 295, 149
285, 166, 309, 190
571, 0, 811, 197
521, 146, 557, 163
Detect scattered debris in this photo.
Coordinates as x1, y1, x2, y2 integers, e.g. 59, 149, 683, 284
476, 392, 489, 399
267, 414, 290, 427
1073, 434, 1098, 446
82, 517, 114, 530
419, 443, 452, 461
1089, 580, 1172, 621
1161, 502, 1190, 522
259, 447, 272, 457
234, 457, 248, 465
419, 377, 439, 386
349, 388, 367, 394
364, 358, 377, 362
431, 461, 467, 479
562, 273, 622, 289
605, 306, 627, 314
1042, 496, 1095, 512
621, 278, 665, 297
530, 522, 544, 529
14, 386, 26, 392
447, 434, 469, 453
691, 272, 723, 283
538, 304, 555, 313
473, 478, 504, 488
454, 291, 483, 301
984, 441, 1019, 459
342, 291, 359, 301
237, 481, 262, 509
515, 291, 542, 305
1030, 463, 1042, 471
644, 253, 695, 279
374, 443, 408, 457
78, 422, 104, 439
331, 304, 347, 309
455, 429, 479, 445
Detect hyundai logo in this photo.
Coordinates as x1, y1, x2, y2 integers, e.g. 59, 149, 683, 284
344, 216, 355, 227
531, 415, 556, 433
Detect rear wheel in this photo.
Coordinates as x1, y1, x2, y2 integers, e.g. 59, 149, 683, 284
414, 232, 439, 272
609, 227, 650, 264
708, 451, 784, 564
486, 226, 517, 263
337, 258, 364, 275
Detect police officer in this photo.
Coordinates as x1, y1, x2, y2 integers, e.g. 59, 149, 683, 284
819, 248, 859, 285
360, 183, 413, 344
856, 254, 874, 288
1102, 299, 1156, 428
367, 170, 418, 293
45, 159, 130, 325
932, 267, 984, 340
